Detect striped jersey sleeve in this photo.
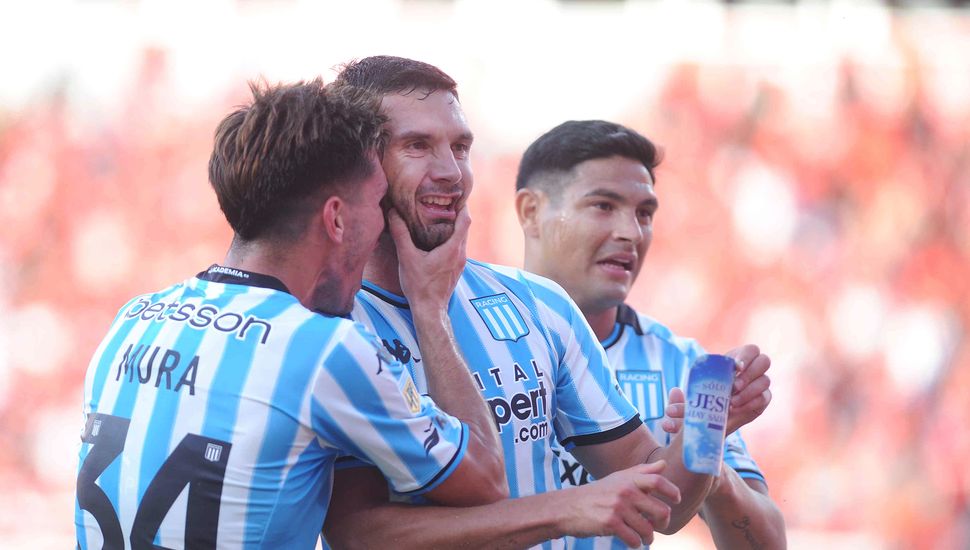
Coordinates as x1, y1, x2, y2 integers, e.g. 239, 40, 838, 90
308, 322, 468, 495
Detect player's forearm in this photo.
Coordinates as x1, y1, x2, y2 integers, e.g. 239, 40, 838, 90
651, 433, 714, 534
410, 304, 506, 490
701, 469, 787, 550
326, 495, 569, 550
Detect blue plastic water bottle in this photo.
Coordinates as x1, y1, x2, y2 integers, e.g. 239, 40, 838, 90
683, 354, 735, 475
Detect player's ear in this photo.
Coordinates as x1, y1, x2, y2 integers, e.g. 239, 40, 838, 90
515, 188, 541, 239
320, 195, 345, 244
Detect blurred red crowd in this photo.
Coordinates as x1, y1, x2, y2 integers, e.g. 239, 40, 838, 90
0, 43, 967, 548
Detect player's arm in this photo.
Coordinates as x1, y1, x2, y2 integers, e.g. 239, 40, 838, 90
699, 468, 787, 550
323, 462, 680, 550
389, 207, 507, 503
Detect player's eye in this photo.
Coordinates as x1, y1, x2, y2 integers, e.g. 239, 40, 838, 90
453, 142, 471, 156
593, 202, 614, 212
637, 209, 654, 224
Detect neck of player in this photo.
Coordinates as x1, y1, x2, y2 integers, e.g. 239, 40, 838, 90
363, 232, 407, 297
223, 237, 325, 309
582, 305, 619, 342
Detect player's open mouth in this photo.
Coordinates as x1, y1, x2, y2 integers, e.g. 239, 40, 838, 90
596, 254, 635, 274
421, 196, 454, 209
419, 194, 460, 220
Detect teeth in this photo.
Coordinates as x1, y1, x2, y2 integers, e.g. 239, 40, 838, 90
422, 197, 453, 207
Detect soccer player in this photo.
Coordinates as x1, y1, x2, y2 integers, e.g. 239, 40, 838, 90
515, 120, 787, 548
75, 79, 506, 549
321, 56, 772, 548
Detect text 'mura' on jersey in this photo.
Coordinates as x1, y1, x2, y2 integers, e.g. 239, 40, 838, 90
76, 267, 468, 549
351, 259, 641, 513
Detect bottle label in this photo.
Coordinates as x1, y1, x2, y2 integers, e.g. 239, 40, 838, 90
683, 354, 735, 475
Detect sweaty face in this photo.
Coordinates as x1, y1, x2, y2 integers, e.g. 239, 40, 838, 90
317, 154, 388, 315
533, 156, 657, 313
379, 89, 474, 251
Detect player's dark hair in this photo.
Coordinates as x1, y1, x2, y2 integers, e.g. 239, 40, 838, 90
515, 120, 662, 191
334, 55, 458, 100
209, 78, 385, 242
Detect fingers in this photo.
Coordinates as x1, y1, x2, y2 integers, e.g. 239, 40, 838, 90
727, 344, 760, 374
733, 352, 770, 394
661, 387, 685, 434
612, 521, 645, 549
619, 507, 658, 547
731, 372, 771, 408
433, 206, 471, 259
667, 387, 685, 407
631, 468, 681, 505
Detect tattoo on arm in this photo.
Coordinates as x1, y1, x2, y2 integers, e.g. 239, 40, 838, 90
731, 516, 764, 550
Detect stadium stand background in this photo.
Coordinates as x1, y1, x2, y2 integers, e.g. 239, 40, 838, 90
1, 1, 967, 548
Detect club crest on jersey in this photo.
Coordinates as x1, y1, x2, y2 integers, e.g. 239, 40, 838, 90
616, 370, 665, 420
204, 443, 223, 462
470, 293, 529, 342
400, 373, 422, 414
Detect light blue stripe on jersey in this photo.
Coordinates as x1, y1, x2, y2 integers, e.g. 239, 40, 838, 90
353, 295, 421, 380
448, 292, 522, 496
461, 272, 539, 497
98, 283, 191, 522
259, 438, 332, 549
243, 313, 338, 548
199, 289, 293, 444
137, 280, 236, 506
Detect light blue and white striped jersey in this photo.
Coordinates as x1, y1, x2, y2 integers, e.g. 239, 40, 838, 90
76, 265, 468, 550
558, 304, 766, 550
350, 260, 640, 514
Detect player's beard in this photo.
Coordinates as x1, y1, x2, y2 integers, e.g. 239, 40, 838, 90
383, 194, 456, 252
407, 220, 454, 251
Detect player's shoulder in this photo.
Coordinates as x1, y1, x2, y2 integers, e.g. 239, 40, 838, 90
621, 305, 704, 355
465, 259, 574, 309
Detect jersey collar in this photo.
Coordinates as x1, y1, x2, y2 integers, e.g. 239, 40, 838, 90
602, 303, 644, 350
197, 264, 291, 294
360, 280, 410, 309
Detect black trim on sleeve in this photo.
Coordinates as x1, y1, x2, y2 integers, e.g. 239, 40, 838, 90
560, 415, 643, 448
399, 422, 467, 495
197, 264, 291, 294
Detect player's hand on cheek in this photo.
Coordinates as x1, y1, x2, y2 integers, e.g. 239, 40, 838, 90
724, 345, 772, 434
388, 207, 470, 312
661, 387, 685, 435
